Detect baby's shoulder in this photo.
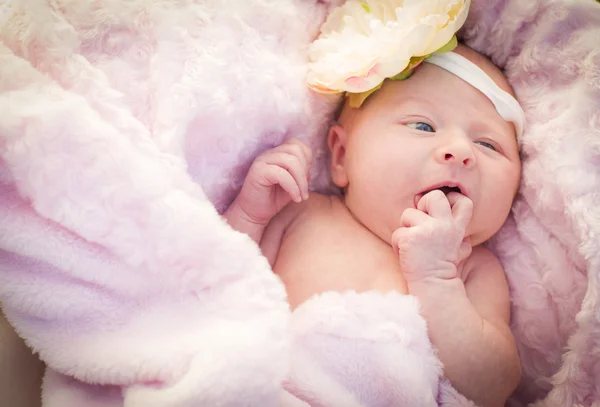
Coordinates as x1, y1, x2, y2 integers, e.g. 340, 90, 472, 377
467, 245, 502, 266
301, 192, 343, 213
283, 192, 343, 223
461, 245, 505, 283
260, 193, 342, 264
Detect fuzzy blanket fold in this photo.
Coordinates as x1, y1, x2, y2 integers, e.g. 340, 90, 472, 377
283, 292, 475, 407
1, 0, 599, 406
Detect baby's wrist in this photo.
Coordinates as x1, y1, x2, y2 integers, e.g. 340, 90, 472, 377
404, 264, 458, 283
406, 273, 465, 298
224, 200, 269, 243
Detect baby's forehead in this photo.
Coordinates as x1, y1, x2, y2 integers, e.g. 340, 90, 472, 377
366, 66, 472, 106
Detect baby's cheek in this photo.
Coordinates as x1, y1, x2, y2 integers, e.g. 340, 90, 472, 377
471, 193, 513, 244
492, 180, 517, 213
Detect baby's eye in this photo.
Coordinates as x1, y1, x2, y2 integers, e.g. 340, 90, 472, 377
406, 122, 435, 132
475, 141, 497, 151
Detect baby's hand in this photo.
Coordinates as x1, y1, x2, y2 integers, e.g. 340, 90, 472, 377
233, 138, 312, 226
391, 190, 473, 282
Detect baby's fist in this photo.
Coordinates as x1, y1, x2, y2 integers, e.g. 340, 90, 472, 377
391, 191, 473, 282
234, 138, 312, 226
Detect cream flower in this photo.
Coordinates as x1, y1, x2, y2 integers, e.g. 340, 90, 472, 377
307, 0, 471, 96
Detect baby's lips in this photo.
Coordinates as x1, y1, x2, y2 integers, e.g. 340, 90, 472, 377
413, 194, 423, 209
445, 191, 472, 208
413, 190, 469, 210
413, 190, 443, 209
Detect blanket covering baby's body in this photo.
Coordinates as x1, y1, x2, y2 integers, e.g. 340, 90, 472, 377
1, 0, 600, 406
282, 292, 478, 407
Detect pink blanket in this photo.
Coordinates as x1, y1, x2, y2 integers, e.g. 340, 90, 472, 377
283, 292, 477, 407
1, 0, 599, 406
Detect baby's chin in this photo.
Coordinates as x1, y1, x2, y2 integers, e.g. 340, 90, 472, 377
468, 223, 502, 247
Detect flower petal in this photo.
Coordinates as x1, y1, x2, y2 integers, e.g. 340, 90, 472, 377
307, 0, 470, 95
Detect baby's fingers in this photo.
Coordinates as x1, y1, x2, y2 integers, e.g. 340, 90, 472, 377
458, 236, 472, 264
280, 138, 313, 169
391, 227, 410, 256
263, 153, 309, 200
260, 164, 302, 203
417, 190, 452, 219
447, 192, 473, 230
400, 208, 430, 228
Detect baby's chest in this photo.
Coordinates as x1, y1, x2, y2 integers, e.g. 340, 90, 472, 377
326, 230, 407, 293
278, 213, 408, 296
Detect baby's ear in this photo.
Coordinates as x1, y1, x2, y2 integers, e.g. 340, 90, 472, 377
328, 124, 349, 188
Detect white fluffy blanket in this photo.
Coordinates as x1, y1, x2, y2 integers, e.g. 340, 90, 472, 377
0, 0, 599, 406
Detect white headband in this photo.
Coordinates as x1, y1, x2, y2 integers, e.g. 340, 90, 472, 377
425, 52, 525, 138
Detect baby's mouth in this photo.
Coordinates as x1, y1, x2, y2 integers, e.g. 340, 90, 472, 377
414, 183, 468, 208
430, 186, 463, 195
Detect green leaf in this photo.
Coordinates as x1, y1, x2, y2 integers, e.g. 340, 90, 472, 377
390, 69, 415, 81
434, 35, 458, 54
348, 81, 383, 108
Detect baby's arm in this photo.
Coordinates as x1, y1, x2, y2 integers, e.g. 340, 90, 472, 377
393, 190, 520, 407
408, 246, 520, 407
224, 139, 311, 244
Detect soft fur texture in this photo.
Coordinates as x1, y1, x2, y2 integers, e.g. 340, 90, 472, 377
0, 0, 599, 406
284, 291, 475, 407
462, 2, 600, 405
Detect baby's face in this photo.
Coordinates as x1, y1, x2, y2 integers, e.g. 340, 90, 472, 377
330, 61, 521, 246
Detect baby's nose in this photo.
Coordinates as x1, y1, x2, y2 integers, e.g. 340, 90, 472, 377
435, 139, 476, 168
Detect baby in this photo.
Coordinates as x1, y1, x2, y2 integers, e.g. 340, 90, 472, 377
225, 44, 521, 407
